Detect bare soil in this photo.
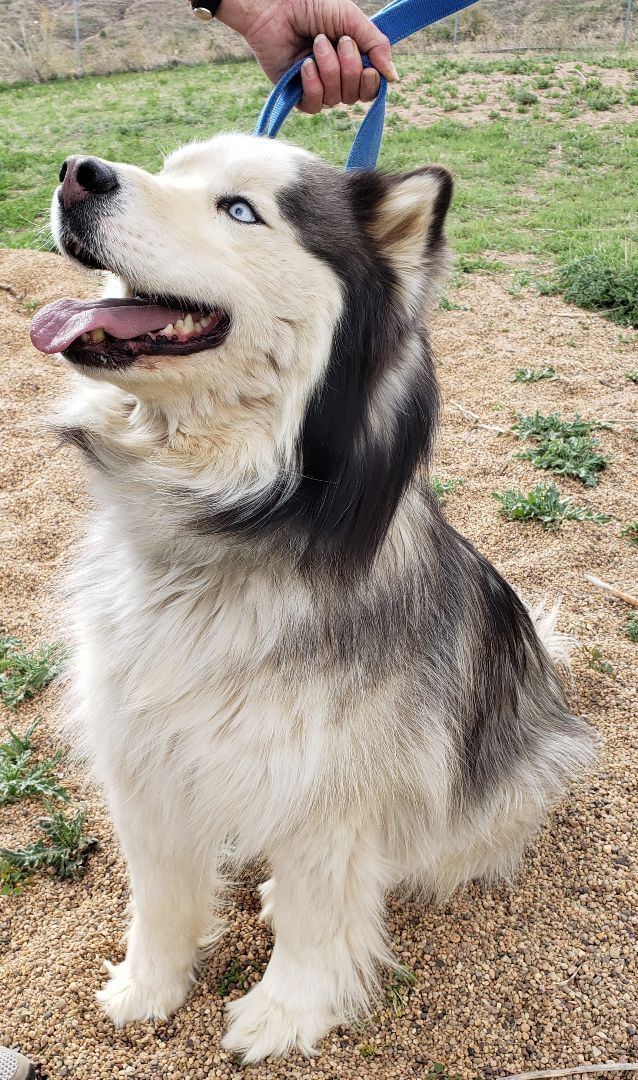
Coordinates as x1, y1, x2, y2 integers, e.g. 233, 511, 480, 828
1, 247, 637, 1080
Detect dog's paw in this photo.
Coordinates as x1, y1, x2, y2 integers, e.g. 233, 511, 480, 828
96, 959, 191, 1026
222, 984, 331, 1062
257, 878, 275, 927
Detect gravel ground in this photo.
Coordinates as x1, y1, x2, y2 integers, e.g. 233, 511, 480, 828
1, 247, 637, 1080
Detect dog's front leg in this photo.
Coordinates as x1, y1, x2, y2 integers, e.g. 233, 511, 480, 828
97, 797, 217, 1026
223, 823, 391, 1062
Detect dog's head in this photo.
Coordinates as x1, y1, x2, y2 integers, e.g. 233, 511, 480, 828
32, 134, 452, 571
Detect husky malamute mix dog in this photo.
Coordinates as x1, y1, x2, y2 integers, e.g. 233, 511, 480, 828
31, 134, 595, 1062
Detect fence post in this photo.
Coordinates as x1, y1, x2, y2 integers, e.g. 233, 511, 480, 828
72, 0, 83, 76
453, 10, 459, 46
625, 0, 634, 46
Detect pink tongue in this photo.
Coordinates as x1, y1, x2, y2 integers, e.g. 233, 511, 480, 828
30, 297, 189, 354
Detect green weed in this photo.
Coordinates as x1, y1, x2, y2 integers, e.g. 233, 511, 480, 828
0, 859, 31, 896
426, 1066, 463, 1080
518, 435, 607, 486
493, 483, 611, 531
386, 968, 417, 1015
513, 412, 606, 440
359, 1044, 378, 1058
0, 802, 98, 880
432, 477, 464, 504
621, 522, 638, 545
217, 959, 250, 996
587, 647, 614, 675
626, 370, 638, 383
438, 294, 470, 312
626, 614, 638, 643
0, 636, 67, 708
513, 412, 608, 486
513, 366, 555, 382
0, 723, 67, 805
515, 87, 539, 106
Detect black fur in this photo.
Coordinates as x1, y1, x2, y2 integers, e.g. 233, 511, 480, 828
196, 163, 451, 574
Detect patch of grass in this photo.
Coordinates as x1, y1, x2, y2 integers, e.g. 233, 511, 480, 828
509, 270, 561, 297
621, 521, 638, 545
626, 370, 638, 383
0, 859, 31, 896
431, 477, 464, 504
586, 647, 614, 675
0, 636, 67, 708
575, 77, 623, 112
0, 802, 98, 879
626, 614, 638, 643
513, 365, 555, 382
513, 411, 608, 486
455, 254, 508, 275
0, 723, 67, 805
438, 294, 470, 312
493, 482, 611, 531
386, 967, 417, 1015
515, 86, 539, 106
558, 253, 638, 327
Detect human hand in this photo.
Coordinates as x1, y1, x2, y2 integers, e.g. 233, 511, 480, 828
215, 0, 397, 112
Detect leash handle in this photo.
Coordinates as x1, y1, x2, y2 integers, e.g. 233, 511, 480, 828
254, 0, 479, 170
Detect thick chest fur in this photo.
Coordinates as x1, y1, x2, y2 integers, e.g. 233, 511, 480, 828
68, 517, 419, 856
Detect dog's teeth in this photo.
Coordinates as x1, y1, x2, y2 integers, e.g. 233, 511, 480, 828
182, 314, 195, 335
174, 318, 186, 334
81, 333, 90, 342
158, 323, 174, 337
194, 320, 202, 333
91, 328, 105, 343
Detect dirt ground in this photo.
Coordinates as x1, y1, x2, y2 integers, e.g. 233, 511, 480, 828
1, 246, 637, 1080
396, 61, 638, 129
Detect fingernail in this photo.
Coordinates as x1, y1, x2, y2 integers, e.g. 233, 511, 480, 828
314, 34, 331, 55
338, 35, 355, 58
302, 57, 317, 74
387, 60, 399, 81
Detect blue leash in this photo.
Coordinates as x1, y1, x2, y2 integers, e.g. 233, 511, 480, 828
254, 0, 478, 170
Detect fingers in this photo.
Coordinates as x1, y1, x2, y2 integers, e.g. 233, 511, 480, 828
300, 34, 385, 112
360, 65, 380, 103
337, 36, 362, 106
312, 33, 342, 107
300, 57, 324, 114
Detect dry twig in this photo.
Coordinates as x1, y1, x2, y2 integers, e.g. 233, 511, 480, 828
502, 1063, 638, 1080
449, 400, 509, 434
585, 575, 638, 608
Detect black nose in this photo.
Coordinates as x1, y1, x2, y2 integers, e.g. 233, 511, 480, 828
58, 156, 119, 209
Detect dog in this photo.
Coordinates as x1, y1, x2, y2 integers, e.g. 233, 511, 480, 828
30, 133, 595, 1062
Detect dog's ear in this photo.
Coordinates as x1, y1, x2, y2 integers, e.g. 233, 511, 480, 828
349, 166, 453, 296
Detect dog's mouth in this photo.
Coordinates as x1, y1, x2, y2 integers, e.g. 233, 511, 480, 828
30, 294, 231, 369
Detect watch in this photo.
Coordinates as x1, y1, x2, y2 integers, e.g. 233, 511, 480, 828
190, 0, 222, 20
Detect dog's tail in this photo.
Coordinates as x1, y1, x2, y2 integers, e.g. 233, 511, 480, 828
527, 596, 576, 675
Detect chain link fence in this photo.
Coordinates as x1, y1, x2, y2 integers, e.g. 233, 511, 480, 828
0, 0, 635, 84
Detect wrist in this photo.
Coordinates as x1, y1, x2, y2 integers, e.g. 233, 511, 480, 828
215, 0, 268, 37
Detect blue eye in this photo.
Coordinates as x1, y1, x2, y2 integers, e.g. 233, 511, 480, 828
226, 199, 258, 224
